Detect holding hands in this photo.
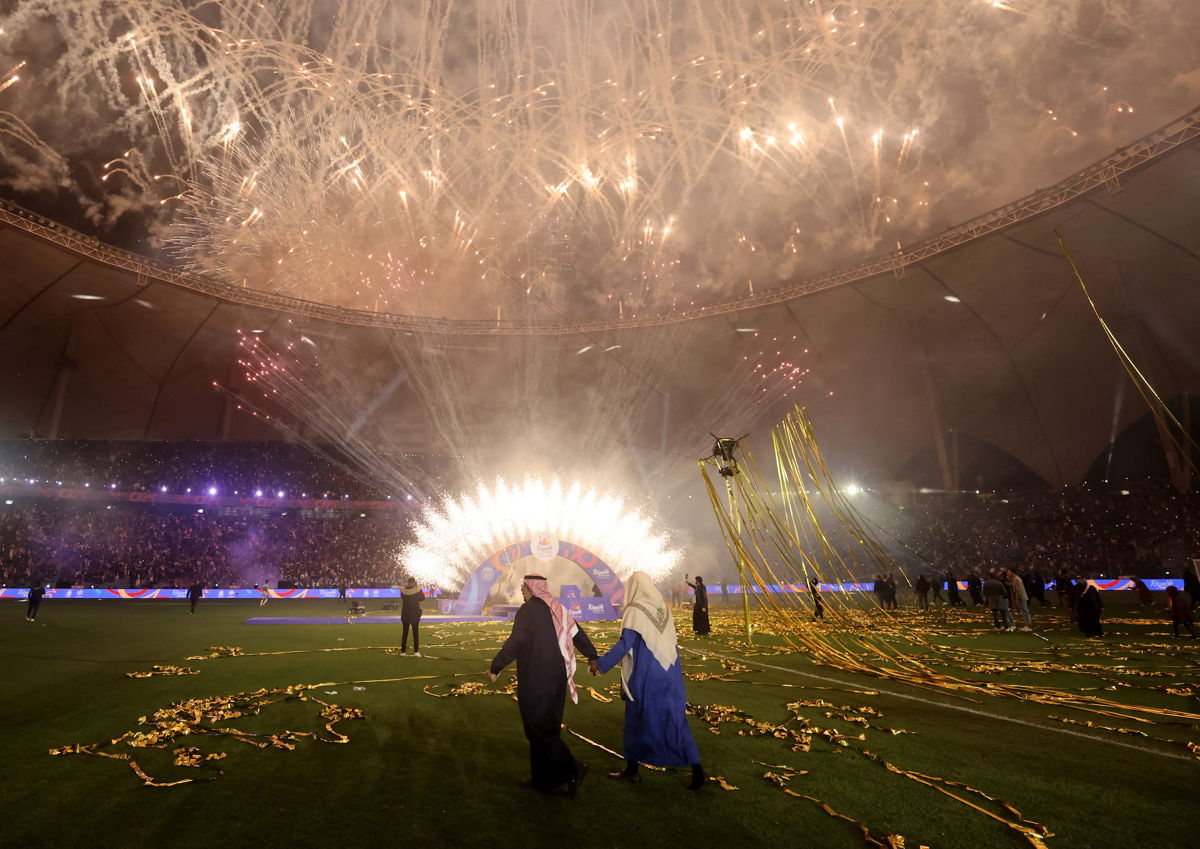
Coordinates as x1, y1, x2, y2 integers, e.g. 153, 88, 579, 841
487, 670, 498, 682
588, 660, 601, 677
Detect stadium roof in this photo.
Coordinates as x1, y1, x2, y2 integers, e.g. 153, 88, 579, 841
2, 114, 1199, 488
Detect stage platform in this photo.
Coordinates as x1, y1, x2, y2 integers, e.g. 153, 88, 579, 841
245, 614, 503, 626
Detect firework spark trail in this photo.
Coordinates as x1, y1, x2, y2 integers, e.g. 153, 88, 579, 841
228, 326, 434, 499
4, 1, 1188, 321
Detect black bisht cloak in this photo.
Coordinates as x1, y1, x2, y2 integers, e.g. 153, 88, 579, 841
490, 597, 598, 791
1076, 585, 1104, 637
690, 581, 710, 635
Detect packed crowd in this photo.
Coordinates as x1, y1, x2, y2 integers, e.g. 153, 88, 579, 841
892, 483, 1199, 580
0, 502, 409, 588
0, 439, 444, 500
2, 439, 1197, 595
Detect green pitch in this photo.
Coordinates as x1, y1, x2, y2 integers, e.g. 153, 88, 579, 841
2, 596, 1197, 849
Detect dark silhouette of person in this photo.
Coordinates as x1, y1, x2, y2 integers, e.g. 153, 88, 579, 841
1181, 568, 1200, 612
685, 575, 710, 635
808, 576, 825, 621
1166, 587, 1195, 637
914, 574, 930, 610
967, 572, 984, 606
488, 575, 598, 796
1027, 568, 1050, 607
882, 573, 899, 609
187, 582, 204, 614
400, 578, 425, 656
26, 585, 46, 621
1166, 585, 1196, 638
1076, 579, 1104, 638
946, 570, 964, 606
1133, 577, 1153, 607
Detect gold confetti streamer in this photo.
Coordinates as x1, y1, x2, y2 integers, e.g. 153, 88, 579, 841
126, 665, 200, 678
49, 683, 367, 785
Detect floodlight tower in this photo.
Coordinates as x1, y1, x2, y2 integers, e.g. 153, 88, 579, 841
710, 435, 753, 645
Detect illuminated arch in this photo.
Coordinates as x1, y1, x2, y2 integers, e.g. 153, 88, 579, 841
450, 539, 626, 619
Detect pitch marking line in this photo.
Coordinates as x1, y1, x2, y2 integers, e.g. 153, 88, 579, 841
681, 647, 1196, 763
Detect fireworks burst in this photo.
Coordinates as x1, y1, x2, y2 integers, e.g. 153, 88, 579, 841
2, 1, 1191, 321
400, 476, 681, 589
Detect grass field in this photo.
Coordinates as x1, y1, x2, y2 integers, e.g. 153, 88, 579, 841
2, 594, 1197, 849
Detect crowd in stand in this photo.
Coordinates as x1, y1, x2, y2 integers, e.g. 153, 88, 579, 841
891, 483, 1198, 581
1, 442, 1197, 596
0, 502, 408, 589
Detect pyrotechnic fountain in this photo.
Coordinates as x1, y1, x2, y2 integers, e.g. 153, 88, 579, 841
397, 475, 679, 616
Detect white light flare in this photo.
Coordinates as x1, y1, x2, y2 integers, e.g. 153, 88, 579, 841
399, 476, 681, 589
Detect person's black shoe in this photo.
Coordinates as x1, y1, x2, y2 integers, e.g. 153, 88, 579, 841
567, 763, 589, 798
607, 770, 642, 783
687, 770, 708, 791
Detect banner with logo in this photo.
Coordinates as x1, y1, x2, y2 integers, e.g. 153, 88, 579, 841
1, 577, 1181, 601
700, 578, 1184, 595
451, 538, 622, 620
0, 587, 439, 600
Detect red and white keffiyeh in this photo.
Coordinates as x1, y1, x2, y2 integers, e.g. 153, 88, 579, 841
524, 575, 582, 704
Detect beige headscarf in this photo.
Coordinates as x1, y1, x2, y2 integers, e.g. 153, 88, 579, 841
617, 572, 678, 701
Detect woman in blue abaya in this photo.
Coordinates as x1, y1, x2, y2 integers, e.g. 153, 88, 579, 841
590, 572, 708, 790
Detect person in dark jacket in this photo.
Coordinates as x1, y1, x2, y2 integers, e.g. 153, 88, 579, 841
1026, 568, 1050, 607
946, 570, 964, 606
187, 582, 204, 614
26, 585, 46, 621
1165, 585, 1196, 638
882, 573, 899, 610
1132, 577, 1154, 607
929, 573, 944, 605
400, 578, 425, 656
489, 574, 599, 796
967, 572, 984, 606
983, 571, 1012, 631
914, 574, 930, 611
